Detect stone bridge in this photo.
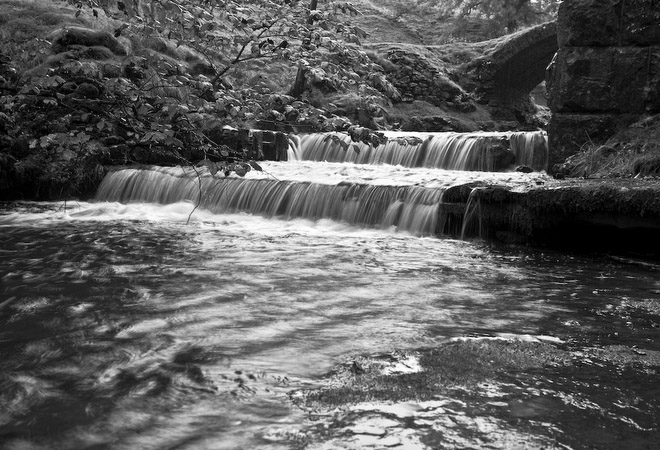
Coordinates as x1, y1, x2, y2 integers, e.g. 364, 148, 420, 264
469, 22, 558, 108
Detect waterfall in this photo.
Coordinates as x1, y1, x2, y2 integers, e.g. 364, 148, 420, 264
95, 131, 550, 239
95, 167, 452, 236
291, 131, 548, 172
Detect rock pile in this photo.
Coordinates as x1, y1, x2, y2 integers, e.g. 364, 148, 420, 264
386, 50, 473, 111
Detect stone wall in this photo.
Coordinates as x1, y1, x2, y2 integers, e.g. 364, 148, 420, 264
385, 50, 472, 110
547, 0, 660, 171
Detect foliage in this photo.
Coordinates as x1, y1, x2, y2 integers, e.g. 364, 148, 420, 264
0, 0, 405, 199
418, 0, 558, 35
371, 0, 451, 22
69, 0, 400, 109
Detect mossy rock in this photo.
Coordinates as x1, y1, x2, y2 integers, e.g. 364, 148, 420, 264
68, 44, 116, 60
50, 27, 127, 56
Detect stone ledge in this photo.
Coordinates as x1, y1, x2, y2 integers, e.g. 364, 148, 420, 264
466, 181, 660, 254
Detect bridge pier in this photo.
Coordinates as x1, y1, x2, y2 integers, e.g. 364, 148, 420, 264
546, 0, 660, 172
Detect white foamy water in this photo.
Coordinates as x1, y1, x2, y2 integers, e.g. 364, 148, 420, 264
1, 131, 658, 449
243, 160, 553, 189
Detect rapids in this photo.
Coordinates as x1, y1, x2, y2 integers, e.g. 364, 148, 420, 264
1, 131, 659, 449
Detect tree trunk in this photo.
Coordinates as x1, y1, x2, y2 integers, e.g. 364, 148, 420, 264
289, 62, 307, 99
308, 0, 318, 24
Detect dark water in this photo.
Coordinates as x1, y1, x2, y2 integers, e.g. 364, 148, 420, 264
1, 201, 659, 449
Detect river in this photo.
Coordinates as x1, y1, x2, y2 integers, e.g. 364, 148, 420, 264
1, 132, 659, 449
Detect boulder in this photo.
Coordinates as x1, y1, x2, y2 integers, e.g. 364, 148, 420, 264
50, 27, 127, 56
515, 165, 535, 173
485, 144, 516, 171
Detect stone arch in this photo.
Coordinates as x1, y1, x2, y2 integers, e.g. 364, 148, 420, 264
471, 22, 558, 108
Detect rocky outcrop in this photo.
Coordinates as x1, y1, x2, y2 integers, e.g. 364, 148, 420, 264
547, 0, 660, 171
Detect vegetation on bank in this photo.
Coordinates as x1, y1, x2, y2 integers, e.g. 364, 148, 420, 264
554, 115, 660, 179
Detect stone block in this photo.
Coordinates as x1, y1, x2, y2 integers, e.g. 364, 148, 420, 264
557, 0, 621, 47
620, 1, 660, 46
548, 47, 660, 114
558, 0, 660, 47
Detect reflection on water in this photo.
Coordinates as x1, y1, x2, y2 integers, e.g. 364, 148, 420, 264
1, 202, 659, 449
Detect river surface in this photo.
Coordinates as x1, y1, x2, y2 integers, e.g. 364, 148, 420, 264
1, 156, 659, 448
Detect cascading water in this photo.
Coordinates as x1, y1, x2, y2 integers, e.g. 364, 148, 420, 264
288, 131, 548, 172
96, 167, 447, 236
96, 130, 549, 238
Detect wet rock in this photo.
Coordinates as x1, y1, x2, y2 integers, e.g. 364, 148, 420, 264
442, 182, 488, 203
515, 165, 534, 173
485, 144, 516, 171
